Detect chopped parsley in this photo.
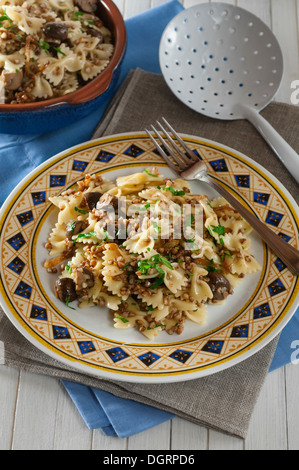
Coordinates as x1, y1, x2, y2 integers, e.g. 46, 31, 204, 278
150, 274, 165, 290
65, 296, 76, 310
157, 185, 185, 196
144, 169, 158, 177
72, 231, 97, 243
206, 266, 220, 272
137, 254, 173, 282
54, 46, 66, 56
152, 221, 160, 234
211, 224, 226, 236
115, 315, 129, 324
103, 229, 110, 241
65, 261, 72, 273
75, 207, 89, 215
0, 9, 12, 26
38, 39, 50, 52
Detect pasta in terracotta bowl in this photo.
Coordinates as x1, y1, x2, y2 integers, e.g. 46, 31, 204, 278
0, 0, 126, 133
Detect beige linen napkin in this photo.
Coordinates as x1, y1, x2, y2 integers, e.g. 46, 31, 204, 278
1, 68, 298, 439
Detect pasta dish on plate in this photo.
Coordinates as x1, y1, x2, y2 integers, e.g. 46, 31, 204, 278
0, 0, 114, 103
44, 168, 261, 339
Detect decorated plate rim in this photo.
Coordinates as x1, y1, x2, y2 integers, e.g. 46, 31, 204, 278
0, 131, 298, 384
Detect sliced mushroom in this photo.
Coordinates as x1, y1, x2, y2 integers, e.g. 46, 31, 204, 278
65, 219, 89, 240
95, 193, 118, 213
83, 191, 102, 210
43, 22, 68, 41
3, 69, 23, 91
207, 271, 233, 301
87, 28, 103, 42
74, 0, 97, 13
55, 277, 77, 303
74, 266, 94, 294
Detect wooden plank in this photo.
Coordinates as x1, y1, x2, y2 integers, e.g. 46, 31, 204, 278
92, 430, 128, 450
52, 381, 93, 449
209, 429, 244, 450
271, 0, 299, 102
12, 371, 58, 449
244, 367, 288, 450
285, 363, 299, 450
112, 0, 125, 15
124, 0, 151, 18
171, 418, 208, 450
0, 366, 19, 450
127, 420, 171, 449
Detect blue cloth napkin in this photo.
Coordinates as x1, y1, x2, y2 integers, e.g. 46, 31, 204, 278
0, 0, 298, 438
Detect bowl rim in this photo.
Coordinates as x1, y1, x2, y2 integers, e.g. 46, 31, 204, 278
0, 0, 127, 111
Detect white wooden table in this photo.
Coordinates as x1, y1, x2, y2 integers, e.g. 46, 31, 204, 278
1, 0, 299, 451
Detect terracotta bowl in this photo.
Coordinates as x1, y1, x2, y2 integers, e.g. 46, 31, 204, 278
0, 0, 127, 134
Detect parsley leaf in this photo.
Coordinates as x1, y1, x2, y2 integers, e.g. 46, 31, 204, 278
75, 206, 89, 214
65, 296, 76, 310
144, 169, 158, 177
150, 274, 165, 290
115, 315, 129, 323
211, 224, 226, 236
72, 231, 97, 243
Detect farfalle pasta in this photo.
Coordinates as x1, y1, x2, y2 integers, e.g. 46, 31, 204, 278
0, 0, 114, 103
44, 169, 261, 340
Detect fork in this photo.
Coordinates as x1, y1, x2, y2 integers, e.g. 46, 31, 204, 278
145, 117, 299, 276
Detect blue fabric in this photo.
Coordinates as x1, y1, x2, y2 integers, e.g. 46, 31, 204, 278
0, 0, 298, 438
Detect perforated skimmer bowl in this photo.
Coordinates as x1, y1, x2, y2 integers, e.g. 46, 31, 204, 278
159, 3, 299, 182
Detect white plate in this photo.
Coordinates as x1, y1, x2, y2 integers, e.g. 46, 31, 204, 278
0, 132, 298, 383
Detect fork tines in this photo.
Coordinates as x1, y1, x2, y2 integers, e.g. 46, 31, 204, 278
145, 117, 198, 172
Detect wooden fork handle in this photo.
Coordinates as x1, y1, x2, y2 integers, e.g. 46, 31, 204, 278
202, 174, 299, 276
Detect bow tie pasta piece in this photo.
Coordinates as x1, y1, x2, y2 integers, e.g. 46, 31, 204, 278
0, 52, 25, 72
39, 44, 83, 86
5, 6, 46, 34
31, 75, 53, 99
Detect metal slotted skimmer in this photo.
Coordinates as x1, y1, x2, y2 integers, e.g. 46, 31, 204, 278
159, 3, 299, 182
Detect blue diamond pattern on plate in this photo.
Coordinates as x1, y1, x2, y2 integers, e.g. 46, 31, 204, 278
52, 325, 71, 339
78, 341, 96, 354
106, 346, 129, 362
16, 210, 33, 226
31, 191, 46, 205
169, 349, 193, 363
231, 324, 249, 338
278, 232, 291, 242
209, 158, 228, 172
14, 280, 32, 299
7, 232, 26, 251
254, 192, 270, 205
268, 278, 286, 296
72, 160, 89, 172
274, 258, 287, 272
50, 175, 66, 187
153, 144, 170, 157
253, 302, 271, 319
201, 340, 224, 355
96, 150, 116, 163
7, 256, 25, 274
137, 351, 160, 366
266, 210, 283, 227
123, 144, 144, 158
234, 175, 250, 187
30, 305, 47, 321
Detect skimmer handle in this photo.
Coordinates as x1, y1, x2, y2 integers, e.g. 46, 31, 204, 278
241, 106, 299, 183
